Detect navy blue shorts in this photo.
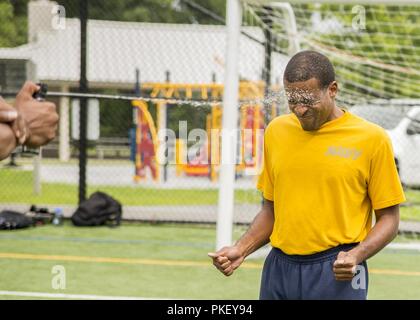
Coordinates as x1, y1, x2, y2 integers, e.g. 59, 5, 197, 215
259, 244, 369, 300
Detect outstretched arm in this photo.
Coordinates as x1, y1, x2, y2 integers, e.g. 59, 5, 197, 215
208, 198, 274, 276
235, 198, 275, 257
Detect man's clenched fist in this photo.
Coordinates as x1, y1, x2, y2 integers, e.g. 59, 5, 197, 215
14, 81, 59, 148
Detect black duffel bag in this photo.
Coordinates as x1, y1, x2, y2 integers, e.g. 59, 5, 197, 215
0, 210, 33, 230
71, 192, 122, 227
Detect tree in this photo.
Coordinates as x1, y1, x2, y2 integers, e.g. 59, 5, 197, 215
56, 0, 225, 24
0, 0, 27, 47
2, 0, 226, 48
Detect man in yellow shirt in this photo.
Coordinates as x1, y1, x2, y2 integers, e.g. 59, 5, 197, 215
209, 50, 405, 299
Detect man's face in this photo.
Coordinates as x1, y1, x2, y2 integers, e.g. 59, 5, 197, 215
284, 78, 337, 131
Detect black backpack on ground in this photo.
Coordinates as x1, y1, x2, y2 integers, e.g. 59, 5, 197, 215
0, 210, 33, 230
71, 192, 122, 227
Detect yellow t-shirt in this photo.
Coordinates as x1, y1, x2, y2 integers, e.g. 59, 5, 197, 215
257, 109, 406, 255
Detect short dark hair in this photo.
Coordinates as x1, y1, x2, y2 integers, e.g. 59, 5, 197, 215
283, 50, 335, 88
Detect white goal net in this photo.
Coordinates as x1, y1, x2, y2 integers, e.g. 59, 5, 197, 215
240, 0, 420, 108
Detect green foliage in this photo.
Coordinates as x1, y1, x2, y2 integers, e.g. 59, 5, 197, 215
0, 1, 27, 47
97, 90, 133, 137
1, 0, 226, 46
167, 104, 210, 137
56, 0, 226, 24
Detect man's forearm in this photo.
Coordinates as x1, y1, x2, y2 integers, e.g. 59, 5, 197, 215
235, 199, 275, 258
349, 205, 400, 264
0, 123, 17, 160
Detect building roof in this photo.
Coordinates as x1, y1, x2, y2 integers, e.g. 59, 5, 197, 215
0, 18, 288, 87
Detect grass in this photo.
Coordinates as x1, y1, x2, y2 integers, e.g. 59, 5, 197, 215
0, 223, 261, 299
0, 222, 419, 300
367, 254, 420, 300
2, 167, 419, 222
400, 189, 420, 222
400, 206, 420, 222
0, 168, 260, 206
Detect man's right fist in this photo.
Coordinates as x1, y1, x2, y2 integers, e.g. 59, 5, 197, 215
208, 245, 245, 277
14, 81, 59, 148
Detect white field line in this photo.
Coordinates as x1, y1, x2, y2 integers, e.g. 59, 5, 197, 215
387, 243, 420, 251
0, 290, 172, 300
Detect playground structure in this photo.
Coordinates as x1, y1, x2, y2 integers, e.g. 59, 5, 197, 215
133, 81, 281, 183
132, 99, 159, 182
